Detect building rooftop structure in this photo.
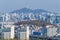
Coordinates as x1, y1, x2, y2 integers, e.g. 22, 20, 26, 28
2, 28, 11, 32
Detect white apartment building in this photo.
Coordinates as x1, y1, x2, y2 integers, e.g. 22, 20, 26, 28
2, 25, 14, 39
17, 25, 29, 40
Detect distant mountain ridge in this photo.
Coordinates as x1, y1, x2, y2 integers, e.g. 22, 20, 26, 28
11, 8, 51, 14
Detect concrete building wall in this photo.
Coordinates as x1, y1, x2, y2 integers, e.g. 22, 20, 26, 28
20, 32, 26, 40
18, 26, 29, 40
11, 26, 14, 39
47, 27, 58, 37
26, 26, 29, 40
4, 32, 11, 39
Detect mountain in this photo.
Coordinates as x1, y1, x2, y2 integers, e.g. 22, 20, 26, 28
10, 8, 53, 21
10, 8, 50, 14
9, 8, 60, 25
0, 8, 60, 25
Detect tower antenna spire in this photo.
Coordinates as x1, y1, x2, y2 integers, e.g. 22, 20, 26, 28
25, 0, 29, 8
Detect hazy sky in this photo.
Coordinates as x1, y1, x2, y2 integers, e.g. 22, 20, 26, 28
0, 0, 60, 13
